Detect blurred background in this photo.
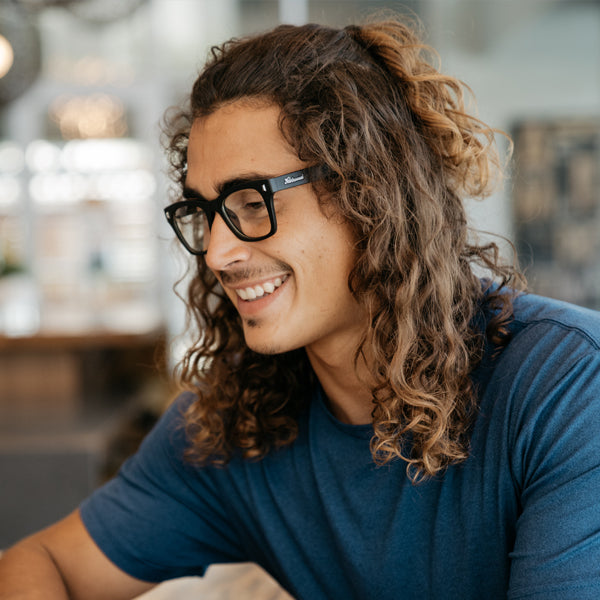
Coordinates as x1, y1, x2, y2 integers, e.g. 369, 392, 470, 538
0, 0, 599, 593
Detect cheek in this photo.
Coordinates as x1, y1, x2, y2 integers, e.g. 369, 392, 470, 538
314, 245, 355, 300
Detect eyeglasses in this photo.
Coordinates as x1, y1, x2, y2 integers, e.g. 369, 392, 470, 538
164, 166, 323, 256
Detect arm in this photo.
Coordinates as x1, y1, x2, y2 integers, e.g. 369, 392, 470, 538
0, 510, 155, 600
507, 351, 600, 598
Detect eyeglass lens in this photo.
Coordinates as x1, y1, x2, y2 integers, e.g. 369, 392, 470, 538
173, 187, 271, 252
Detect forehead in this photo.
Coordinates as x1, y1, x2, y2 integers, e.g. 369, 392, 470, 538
186, 101, 301, 196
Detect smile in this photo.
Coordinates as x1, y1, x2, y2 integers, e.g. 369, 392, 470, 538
234, 275, 289, 301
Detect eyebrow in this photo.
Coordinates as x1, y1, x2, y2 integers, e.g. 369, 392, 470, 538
182, 171, 274, 201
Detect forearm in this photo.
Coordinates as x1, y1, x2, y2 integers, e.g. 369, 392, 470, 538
0, 511, 155, 600
0, 540, 70, 599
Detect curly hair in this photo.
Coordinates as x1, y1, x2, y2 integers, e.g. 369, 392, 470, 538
164, 17, 525, 482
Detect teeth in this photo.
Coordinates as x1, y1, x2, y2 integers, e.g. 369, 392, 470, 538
235, 275, 287, 301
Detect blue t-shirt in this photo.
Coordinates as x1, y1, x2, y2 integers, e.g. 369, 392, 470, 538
80, 293, 600, 599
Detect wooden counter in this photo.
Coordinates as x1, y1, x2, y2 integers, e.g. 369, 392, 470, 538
0, 327, 166, 423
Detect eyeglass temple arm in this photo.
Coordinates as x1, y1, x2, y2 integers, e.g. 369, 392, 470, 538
269, 166, 324, 193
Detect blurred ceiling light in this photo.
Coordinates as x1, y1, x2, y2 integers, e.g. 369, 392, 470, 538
0, 142, 25, 174
29, 172, 85, 205
62, 139, 151, 172
0, 34, 14, 78
0, 176, 21, 207
26, 140, 62, 172
96, 170, 156, 201
49, 93, 128, 139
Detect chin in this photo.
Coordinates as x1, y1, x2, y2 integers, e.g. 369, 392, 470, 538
241, 324, 279, 355
243, 328, 301, 356
244, 339, 285, 355
241, 312, 311, 355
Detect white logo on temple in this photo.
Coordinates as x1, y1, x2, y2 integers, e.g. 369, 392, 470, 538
284, 174, 304, 185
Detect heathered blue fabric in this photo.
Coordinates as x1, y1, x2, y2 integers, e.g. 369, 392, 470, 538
80, 293, 600, 599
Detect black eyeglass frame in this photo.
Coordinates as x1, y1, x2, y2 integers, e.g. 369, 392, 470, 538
164, 165, 323, 256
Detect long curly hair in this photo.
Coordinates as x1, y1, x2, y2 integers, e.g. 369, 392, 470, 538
164, 17, 525, 481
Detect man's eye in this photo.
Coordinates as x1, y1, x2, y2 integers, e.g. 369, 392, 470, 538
243, 200, 266, 211
227, 189, 267, 215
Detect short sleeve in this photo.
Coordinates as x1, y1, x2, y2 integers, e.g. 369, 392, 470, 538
507, 347, 600, 599
79, 393, 246, 583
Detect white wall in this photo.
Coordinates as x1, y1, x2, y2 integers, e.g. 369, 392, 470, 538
425, 0, 600, 243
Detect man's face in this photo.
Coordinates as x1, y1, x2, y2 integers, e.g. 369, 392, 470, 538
185, 100, 366, 358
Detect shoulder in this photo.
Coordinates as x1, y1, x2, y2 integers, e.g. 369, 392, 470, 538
480, 292, 600, 396
474, 292, 600, 448
509, 292, 600, 350
481, 292, 600, 384
472, 294, 600, 490
476, 293, 600, 466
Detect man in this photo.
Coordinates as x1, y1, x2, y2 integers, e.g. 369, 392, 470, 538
2, 17, 600, 600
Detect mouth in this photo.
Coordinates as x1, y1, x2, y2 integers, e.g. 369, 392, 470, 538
234, 274, 289, 302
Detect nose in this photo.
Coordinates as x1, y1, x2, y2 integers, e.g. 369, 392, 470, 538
204, 213, 251, 271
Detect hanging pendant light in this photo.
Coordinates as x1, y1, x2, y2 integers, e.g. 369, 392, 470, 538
0, 33, 15, 79
0, 2, 41, 106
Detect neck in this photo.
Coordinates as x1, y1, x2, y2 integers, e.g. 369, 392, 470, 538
306, 341, 374, 425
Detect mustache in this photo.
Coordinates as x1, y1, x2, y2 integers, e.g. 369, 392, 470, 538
219, 259, 291, 286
